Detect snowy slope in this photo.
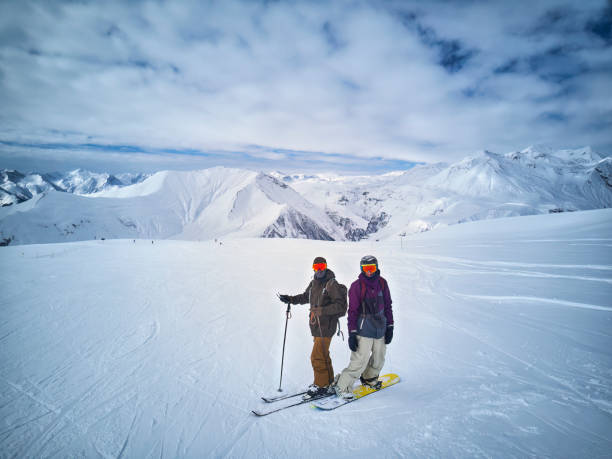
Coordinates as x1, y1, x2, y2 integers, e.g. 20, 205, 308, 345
0, 168, 345, 245
1, 209, 610, 457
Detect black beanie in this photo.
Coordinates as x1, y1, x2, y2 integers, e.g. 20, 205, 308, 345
313, 256, 327, 265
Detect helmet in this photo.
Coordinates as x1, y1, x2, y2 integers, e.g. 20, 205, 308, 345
360, 255, 378, 274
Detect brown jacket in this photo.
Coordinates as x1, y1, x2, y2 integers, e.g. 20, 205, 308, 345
289, 269, 347, 337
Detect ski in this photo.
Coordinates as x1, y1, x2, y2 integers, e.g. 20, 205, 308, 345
312, 373, 400, 411
261, 389, 307, 403
252, 393, 333, 416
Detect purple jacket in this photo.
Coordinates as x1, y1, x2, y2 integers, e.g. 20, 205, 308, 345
347, 272, 393, 333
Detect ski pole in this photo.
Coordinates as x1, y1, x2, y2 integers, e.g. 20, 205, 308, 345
277, 295, 292, 392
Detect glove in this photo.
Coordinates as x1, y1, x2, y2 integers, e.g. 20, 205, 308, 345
385, 325, 393, 345
310, 306, 323, 317
279, 294, 291, 304
348, 332, 358, 352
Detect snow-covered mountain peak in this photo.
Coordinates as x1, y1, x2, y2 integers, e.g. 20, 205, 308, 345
550, 146, 601, 164
51, 169, 122, 194
90, 171, 169, 198
92, 167, 257, 199
1, 169, 25, 182
518, 144, 556, 156
0, 166, 347, 244
1, 146, 610, 245
509, 145, 602, 165
420, 146, 610, 201
388, 162, 448, 186
0, 168, 150, 206
269, 171, 322, 182
254, 172, 346, 241
1, 169, 61, 207
424, 150, 524, 197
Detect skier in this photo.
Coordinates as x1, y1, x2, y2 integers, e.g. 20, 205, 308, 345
279, 256, 347, 400
333, 255, 393, 400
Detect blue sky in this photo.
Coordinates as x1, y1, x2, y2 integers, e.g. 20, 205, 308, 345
0, 0, 610, 174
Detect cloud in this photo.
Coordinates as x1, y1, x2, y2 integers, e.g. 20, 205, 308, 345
0, 0, 610, 173
0, 139, 418, 175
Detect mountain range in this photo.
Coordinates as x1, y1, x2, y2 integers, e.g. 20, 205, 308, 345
0, 146, 610, 246
0, 169, 149, 207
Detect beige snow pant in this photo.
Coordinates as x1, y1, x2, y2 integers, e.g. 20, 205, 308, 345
336, 335, 386, 393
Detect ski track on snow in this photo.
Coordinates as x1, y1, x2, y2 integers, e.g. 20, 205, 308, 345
456, 294, 612, 312
1, 210, 612, 457
410, 253, 612, 271
408, 254, 612, 442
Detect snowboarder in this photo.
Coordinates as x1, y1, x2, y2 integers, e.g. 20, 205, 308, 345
333, 255, 394, 400
279, 256, 347, 400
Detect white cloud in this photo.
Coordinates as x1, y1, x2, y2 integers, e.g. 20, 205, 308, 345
0, 0, 610, 172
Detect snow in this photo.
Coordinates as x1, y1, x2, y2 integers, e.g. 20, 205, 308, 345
0, 168, 346, 245
90, 171, 170, 198
1, 147, 610, 245
284, 146, 612, 241
0, 169, 150, 208
1, 209, 611, 457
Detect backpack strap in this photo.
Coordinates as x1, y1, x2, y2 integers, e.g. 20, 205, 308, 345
360, 278, 367, 315
322, 278, 334, 295
323, 278, 345, 340
360, 278, 365, 300
308, 280, 313, 304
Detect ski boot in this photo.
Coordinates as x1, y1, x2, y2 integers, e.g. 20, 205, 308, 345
302, 384, 328, 401
360, 375, 382, 390
333, 384, 356, 400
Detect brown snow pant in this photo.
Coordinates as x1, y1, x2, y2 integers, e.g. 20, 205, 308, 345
311, 336, 334, 387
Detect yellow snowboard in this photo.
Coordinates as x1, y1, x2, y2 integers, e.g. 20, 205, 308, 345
312, 373, 400, 410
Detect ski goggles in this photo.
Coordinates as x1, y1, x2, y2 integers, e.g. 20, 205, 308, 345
361, 264, 377, 274
312, 262, 327, 271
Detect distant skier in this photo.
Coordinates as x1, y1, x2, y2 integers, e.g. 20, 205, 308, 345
333, 255, 393, 400
279, 257, 347, 400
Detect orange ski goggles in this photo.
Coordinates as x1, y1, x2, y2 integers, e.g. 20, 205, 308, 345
313, 262, 327, 271
361, 264, 377, 274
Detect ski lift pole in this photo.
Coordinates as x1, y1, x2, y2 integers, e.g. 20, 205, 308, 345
278, 296, 292, 392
